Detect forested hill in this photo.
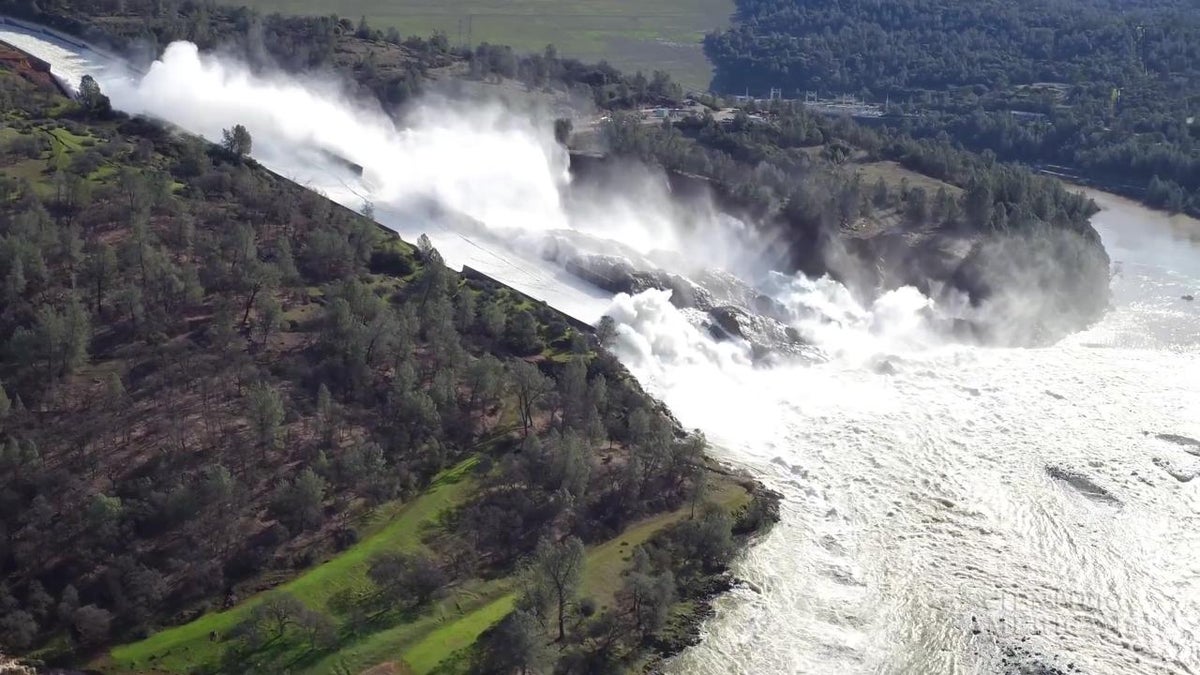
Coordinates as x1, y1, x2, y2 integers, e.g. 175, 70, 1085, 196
704, 0, 1200, 216
0, 52, 775, 674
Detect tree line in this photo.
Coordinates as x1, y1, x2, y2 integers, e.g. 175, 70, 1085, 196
601, 102, 1099, 269
704, 0, 1200, 215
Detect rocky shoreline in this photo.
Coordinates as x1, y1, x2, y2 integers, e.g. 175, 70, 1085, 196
643, 481, 782, 673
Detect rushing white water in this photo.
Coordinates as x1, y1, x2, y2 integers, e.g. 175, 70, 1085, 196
6, 22, 1198, 674
653, 193, 1200, 675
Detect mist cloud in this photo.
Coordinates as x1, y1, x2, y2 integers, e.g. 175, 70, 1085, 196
93, 39, 1112, 376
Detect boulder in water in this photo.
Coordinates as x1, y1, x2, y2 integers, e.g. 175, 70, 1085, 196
1156, 433, 1200, 456
873, 359, 898, 375
1152, 457, 1198, 483
1045, 465, 1121, 505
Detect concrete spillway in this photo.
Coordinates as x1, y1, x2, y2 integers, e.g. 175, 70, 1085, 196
0, 17, 612, 326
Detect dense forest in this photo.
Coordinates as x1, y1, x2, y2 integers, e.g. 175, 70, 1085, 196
0, 49, 775, 674
704, 0, 1200, 215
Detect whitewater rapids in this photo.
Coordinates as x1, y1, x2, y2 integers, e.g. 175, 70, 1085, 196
5, 21, 1197, 674
652, 192, 1200, 675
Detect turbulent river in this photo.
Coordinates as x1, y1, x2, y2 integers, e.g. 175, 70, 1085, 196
4, 21, 1197, 675
652, 192, 1200, 675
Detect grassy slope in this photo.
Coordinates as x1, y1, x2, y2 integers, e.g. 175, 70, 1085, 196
106, 458, 482, 673
106, 469, 752, 675
216, 0, 733, 90
852, 160, 963, 199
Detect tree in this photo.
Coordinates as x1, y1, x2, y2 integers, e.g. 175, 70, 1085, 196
247, 382, 285, 455
453, 287, 477, 332
221, 124, 253, 158
523, 536, 585, 641
511, 361, 553, 436
72, 604, 112, 646
31, 299, 91, 381
0, 379, 10, 420
270, 469, 326, 531
57, 585, 80, 626
474, 609, 551, 675
872, 177, 890, 208
77, 75, 111, 117
296, 609, 336, 650
63, 297, 91, 374
619, 549, 675, 638
82, 242, 118, 313
964, 179, 994, 229
904, 186, 929, 224
23, 581, 53, 625
316, 383, 336, 446
595, 315, 618, 348
505, 310, 542, 355
85, 493, 123, 537
246, 591, 305, 641
0, 610, 38, 650
557, 358, 589, 432
275, 237, 300, 286
253, 292, 283, 345
673, 502, 735, 573
465, 354, 504, 422
4, 258, 26, 307
366, 551, 447, 609
554, 118, 573, 145
478, 297, 506, 339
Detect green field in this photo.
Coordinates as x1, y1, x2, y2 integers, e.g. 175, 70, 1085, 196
221, 0, 732, 90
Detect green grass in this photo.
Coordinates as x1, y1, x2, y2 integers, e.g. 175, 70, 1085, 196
218, 0, 733, 89
46, 126, 90, 170
394, 477, 749, 674
106, 463, 751, 675
106, 457, 482, 674
581, 476, 749, 609
401, 592, 515, 673
299, 579, 511, 675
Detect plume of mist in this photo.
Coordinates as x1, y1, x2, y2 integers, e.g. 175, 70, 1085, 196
90, 39, 1112, 374
94, 41, 764, 286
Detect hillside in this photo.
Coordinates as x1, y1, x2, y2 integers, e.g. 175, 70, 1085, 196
0, 54, 776, 674
576, 102, 1110, 346
705, 0, 1200, 216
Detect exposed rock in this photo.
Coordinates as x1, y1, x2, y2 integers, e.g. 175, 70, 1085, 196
997, 642, 1070, 675
1156, 433, 1200, 459
1157, 433, 1200, 450
1183, 294, 1194, 301
568, 152, 1112, 348
564, 255, 714, 310
947, 228, 1111, 346
873, 359, 898, 375
706, 305, 808, 357
1045, 465, 1121, 505
1152, 457, 1198, 483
